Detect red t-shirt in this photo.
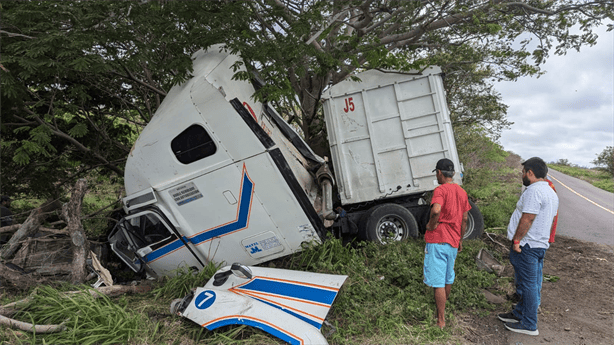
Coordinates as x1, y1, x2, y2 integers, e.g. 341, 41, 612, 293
547, 179, 558, 243
425, 183, 472, 248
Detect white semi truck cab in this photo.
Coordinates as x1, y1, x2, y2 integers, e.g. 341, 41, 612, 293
108, 45, 483, 279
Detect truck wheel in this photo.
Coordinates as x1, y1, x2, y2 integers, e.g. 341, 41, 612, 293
464, 200, 484, 240
360, 204, 419, 244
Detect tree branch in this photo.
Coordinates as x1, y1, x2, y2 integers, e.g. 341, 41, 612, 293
0, 30, 35, 39
23, 108, 125, 176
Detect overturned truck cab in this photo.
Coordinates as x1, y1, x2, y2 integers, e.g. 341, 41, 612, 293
109, 45, 334, 278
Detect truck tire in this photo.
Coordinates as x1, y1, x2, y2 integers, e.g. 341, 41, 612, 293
359, 204, 419, 244
464, 200, 484, 240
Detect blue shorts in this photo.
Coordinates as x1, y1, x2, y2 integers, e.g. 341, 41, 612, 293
423, 242, 458, 288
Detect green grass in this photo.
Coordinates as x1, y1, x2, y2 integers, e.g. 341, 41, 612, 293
462, 165, 522, 234
6, 286, 158, 345
549, 164, 614, 193
2, 238, 502, 345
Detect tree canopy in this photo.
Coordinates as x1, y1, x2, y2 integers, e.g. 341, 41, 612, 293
1, 0, 612, 199
592, 146, 614, 175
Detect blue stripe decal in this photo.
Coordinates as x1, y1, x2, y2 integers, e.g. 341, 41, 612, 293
239, 279, 337, 305
141, 167, 253, 263
246, 294, 323, 329
190, 171, 253, 245
143, 237, 186, 263
206, 318, 301, 345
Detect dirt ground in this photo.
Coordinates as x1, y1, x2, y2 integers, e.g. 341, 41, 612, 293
459, 234, 614, 345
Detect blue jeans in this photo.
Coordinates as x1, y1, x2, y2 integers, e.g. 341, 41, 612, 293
514, 253, 544, 306
509, 244, 546, 331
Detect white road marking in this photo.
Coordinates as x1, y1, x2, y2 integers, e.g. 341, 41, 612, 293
548, 174, 614, 215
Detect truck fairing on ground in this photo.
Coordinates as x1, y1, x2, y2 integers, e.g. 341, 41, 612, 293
170, 263, 347, 345
108, 45, 483, 344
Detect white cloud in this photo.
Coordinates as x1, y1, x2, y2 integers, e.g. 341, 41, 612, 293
498, 26, 613, 168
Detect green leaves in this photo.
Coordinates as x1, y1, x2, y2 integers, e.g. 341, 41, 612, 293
68, 123, 88, 138
2, 0, 612, 200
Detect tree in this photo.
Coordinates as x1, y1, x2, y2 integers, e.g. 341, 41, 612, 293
1, 1, 224, 198
2, 0, 612, 198
592, 146, 614, 175
215, 0, 613, 152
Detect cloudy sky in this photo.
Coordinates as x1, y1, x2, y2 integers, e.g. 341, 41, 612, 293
497, 25, 613, 168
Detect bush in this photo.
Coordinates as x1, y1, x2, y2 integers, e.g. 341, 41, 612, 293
455, 127, 521, 232
592, 146, 614, 176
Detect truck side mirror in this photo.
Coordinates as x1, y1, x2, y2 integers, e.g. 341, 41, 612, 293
231, 263, 253, 279
212, 263, 253, 286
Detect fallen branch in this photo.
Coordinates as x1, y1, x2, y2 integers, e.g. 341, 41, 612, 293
0, 200, 62, 260
0, 225, 68, 235
0, 262, 49, 291
485, 232, 510, 253
0, 314, 66, 333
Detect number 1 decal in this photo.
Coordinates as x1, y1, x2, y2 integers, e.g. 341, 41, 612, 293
195, 290, 217, 310
343, 97, 355, 113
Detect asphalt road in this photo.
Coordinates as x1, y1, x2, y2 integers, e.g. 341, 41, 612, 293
547, 169, 614, 246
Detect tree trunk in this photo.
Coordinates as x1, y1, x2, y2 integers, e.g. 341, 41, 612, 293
61, 178, 90, 285
0, 200, 62, 260
295, 72, 331, 157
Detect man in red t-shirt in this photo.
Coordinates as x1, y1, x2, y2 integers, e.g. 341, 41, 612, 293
424, 158, 472, 329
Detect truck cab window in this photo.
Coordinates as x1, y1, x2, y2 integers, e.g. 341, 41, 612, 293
171, 124, 217, 164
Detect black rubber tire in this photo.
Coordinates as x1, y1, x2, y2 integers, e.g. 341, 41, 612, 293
359, 204, 419, 244
464, 199, 484, 240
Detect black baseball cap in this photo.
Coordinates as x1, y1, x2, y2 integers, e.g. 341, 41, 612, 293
433, 158, 454, 172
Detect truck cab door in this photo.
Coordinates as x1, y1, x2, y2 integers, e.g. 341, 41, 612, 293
109, 210, 203, 277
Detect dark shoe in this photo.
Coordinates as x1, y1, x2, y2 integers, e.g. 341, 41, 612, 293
498, 312, 520, 323
505, 322, 538, 336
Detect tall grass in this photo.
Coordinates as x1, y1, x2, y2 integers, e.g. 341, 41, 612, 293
282, 237, 496, 344
152, 262, 221, 300
10, 286, 158, 345
549, 164, 614, 193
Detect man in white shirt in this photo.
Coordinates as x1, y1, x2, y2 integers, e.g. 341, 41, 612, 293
497, 157, 559, 336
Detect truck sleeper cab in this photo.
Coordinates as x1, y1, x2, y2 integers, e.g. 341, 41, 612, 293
109, 46, 330, 278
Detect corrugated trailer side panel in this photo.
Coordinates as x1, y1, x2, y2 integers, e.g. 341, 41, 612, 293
323, 68, 462, 206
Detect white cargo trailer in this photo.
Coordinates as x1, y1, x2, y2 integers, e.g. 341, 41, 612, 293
322, 67, 462, 204
321, 68, 483, 243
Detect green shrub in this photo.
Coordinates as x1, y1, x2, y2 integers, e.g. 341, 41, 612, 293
593, 179, 614, 193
